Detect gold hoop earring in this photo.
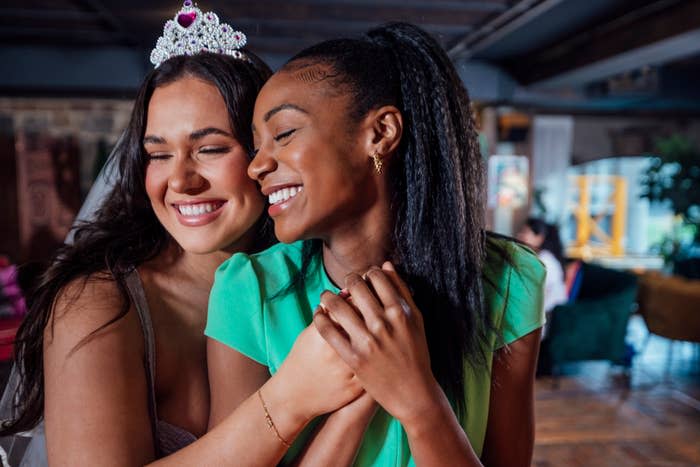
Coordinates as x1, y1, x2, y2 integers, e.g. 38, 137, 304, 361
371, 151, 383, 175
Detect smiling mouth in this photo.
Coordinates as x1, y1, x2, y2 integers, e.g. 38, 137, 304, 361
268, 186, 303, 205
174, 201, 225, 217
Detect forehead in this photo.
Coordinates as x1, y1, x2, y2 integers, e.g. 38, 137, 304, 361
148, 77, 228, 123
256, 64, 346, 114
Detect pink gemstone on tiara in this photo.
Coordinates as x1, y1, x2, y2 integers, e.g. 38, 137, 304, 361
177, 11, 197, 28
150, 2, 247, 68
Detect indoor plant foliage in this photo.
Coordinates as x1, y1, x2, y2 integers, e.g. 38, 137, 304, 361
642, 136, 699, 271
642, 136, 700, 246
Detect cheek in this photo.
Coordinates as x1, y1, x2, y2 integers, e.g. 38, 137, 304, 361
144, 164, 165, 206
219, 157, 264, 202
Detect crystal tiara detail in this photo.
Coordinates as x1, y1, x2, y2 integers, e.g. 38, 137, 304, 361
150, 1, 248, 68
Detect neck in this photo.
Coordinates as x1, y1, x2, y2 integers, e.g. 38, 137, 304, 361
321, 200, 393, 287
151, 241, 234, 287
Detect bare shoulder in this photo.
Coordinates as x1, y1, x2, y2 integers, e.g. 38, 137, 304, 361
45, 273, 143, 361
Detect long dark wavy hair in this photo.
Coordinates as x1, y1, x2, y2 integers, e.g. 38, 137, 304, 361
0, 52, 273, 435
284, 22, 493, 413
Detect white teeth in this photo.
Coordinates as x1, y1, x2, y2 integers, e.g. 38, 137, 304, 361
268, 186, 303, 205
177, 202, 219, 217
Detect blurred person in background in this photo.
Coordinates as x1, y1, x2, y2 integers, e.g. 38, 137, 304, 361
517, 217, 568, 323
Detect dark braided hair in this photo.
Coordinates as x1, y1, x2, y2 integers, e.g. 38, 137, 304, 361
283, 22, 490, 413
1, 52, 274, 435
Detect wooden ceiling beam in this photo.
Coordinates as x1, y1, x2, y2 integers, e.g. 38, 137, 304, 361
238, 17, 471, 39
221, 0, 509, 13
508, 0, 700, 86
218, 2, 494, 26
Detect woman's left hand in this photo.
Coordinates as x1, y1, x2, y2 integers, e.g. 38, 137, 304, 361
313, 262, 442, 426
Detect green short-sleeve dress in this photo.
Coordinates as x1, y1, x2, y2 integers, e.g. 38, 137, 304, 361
205, 237, 545, 466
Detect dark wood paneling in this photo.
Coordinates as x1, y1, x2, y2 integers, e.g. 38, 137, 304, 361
0, 116, 20, 263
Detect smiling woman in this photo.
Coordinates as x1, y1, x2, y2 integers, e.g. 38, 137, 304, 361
207, 22, 545, 467
0, 49, 277, 465
143, 77, 264, 255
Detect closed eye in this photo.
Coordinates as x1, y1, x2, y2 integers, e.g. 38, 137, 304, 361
147, 153, 172, 161
199, 146, 230, 155
274, 129, 296, 141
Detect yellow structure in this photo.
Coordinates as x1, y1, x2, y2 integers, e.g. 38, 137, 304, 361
567, 175, 627, 259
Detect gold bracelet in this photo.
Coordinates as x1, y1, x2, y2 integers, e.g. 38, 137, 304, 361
257, 389, 292, 448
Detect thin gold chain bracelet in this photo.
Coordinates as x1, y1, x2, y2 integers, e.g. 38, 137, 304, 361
257, 389, 292, 448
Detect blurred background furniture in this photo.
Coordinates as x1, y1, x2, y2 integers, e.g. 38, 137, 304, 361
538, 262, 638, 380
673, 258, 700, 280
637, 271, 700, 372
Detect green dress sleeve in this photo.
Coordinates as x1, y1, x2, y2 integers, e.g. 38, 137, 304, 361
497, 241, 546, 347
205, 252, 268, 366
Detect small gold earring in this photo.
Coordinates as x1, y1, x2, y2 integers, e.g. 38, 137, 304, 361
371, 151, 383, 175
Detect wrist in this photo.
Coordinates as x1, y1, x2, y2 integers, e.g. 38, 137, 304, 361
397, 379, 450, 437
334, 395, 378, 422
263, 372, 312, 433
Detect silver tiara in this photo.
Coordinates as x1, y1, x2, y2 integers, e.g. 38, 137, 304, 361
150, 1, 248, 68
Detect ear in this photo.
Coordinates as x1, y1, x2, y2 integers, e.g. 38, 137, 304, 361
360, 105, 403, 161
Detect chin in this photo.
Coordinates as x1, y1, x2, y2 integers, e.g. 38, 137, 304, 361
273, 223, 306, 245
172, 235, 221, 255
180, 244, 218, 255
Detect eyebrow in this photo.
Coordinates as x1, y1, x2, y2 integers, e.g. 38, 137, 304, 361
143, 135, 166, 145
143, 127, 233, 145
263, 103, 309, 122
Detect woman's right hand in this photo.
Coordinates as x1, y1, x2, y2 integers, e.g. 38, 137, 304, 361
270, 318, 364, 422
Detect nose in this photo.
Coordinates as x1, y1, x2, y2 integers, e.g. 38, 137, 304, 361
247, 145, 277, 183
168, 156, 206, 194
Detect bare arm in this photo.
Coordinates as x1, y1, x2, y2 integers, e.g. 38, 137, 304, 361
151, 325, 364, 466
292, 392, 377, 467
150, 367, 305, 467
44, 279, 157, 467
480, 329, 540, 467
402, 329, 540, 467
207, 338, 269, 429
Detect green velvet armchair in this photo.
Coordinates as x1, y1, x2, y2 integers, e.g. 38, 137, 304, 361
538, 262, 638, 377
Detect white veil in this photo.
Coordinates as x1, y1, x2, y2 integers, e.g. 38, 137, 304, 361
65, 135, 123, 244
0, 135, 123, 467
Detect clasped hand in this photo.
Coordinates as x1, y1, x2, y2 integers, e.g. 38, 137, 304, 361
313, 262, 441, 426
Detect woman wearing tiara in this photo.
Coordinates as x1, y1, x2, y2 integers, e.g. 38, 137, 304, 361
0, 3, 371, 466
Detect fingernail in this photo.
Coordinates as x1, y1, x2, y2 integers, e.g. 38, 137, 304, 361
339, 288, 350, 299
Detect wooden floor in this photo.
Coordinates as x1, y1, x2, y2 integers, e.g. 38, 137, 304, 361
533, 317, 700, 467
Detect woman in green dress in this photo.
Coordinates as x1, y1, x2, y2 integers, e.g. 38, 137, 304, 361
207, 22, 545, 466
